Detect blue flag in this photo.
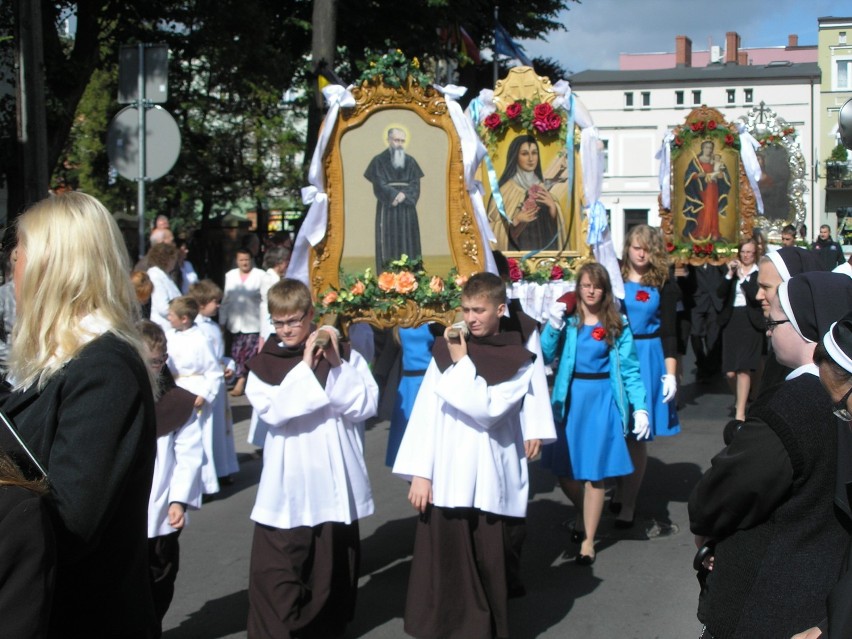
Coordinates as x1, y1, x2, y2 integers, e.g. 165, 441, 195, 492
494, 21, 533, 67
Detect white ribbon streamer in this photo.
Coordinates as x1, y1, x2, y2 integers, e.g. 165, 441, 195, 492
656, 130, 674, 210
434, 83, 498, 275
289, 84, 356, 285
735, 122, 765, 215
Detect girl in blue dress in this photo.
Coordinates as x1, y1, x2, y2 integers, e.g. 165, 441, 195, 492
542, 263, 648, 564
612, 225, 681, 527
385, 324, 436, 467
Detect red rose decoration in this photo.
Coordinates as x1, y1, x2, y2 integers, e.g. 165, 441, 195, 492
705, 243, 714, 254
674, 136, 684, 147
532, 117, 550, 133
635, 290, 650, 302
533, 103, 553, 119
591, 326, 607, 341
509, 265, 523, 282
691, 122, 701, 132
484, 113, 502, 130
707, 120, 717, 130
692, 244, 702, 254
666, 242, 675, 253
725, 133, 735, 146
506, 102, 522, 119
545, 111, 562, 131
550, 265, 564, 280
698, 120, 706, 130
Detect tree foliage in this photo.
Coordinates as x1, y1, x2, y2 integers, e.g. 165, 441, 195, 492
2, 0, 577, 230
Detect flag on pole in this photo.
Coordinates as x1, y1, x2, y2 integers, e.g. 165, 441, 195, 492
493, 21, 533, 67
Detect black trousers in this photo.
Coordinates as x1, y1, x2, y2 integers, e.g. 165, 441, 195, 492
148, 530, 181, 637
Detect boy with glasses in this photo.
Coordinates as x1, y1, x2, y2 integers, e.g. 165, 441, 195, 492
244, 278, 378, 639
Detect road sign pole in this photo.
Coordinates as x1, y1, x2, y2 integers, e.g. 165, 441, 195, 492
137, 43, 147, 259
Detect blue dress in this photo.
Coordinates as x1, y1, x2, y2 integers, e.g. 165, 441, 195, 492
385, 324, 436, 467
623, 282, 681, 438
548, 324, 634, 481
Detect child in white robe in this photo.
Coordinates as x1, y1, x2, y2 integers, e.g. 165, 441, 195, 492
139, 320, 203, 633
393, 272, 556, 639
165, 296, 223, 496
245, 279, 378, 639
190, 280, 239, 483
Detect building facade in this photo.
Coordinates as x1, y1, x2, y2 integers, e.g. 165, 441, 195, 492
569, 31, 822, 252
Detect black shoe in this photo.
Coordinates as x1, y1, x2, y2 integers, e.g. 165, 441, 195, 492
609, 500, 622, 515
575, 553, 595, 566
614, 516, 636, 529
570, 527, 586, 544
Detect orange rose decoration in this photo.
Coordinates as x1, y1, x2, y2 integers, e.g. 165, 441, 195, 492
429, 276, 445, 293
377, 272, 396, 292
322, 290, 338, 305
350, 280, 366, 295
395, 271, 418, 294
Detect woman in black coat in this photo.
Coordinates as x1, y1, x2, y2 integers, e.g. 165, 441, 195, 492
717, 239, 764, 421
2, 192, 157, 638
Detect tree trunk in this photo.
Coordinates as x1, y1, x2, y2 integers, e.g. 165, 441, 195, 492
304, 0, 338, 176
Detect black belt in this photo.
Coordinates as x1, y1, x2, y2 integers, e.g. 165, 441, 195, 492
633, 330, 660, 340
573, 372, 608, 380
402, 369, 427, 377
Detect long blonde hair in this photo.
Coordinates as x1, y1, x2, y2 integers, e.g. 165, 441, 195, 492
9, 192, 153, 391
621, 224, 669, 288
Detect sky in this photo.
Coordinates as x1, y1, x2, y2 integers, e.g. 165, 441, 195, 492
519, 0, 845, 74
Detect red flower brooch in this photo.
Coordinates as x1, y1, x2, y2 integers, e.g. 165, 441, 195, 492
635, 290, 650, 303
591, 326, 607, 341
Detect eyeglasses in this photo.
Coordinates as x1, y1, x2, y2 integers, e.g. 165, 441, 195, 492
148, 354, 168, 368
765, 318, 790, 333
834, 385, 852, 422
271, 313, 307, 329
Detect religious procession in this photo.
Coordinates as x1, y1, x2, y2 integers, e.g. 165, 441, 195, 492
2, 4, 852, 639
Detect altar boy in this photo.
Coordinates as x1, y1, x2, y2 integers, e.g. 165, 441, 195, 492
393, 272, 556, 639
245, 279, 378, 639
138, 320, 203, 634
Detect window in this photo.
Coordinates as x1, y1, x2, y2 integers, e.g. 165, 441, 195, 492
675, 90, 684, 106
727, 89, 735, 104
624, 209, 648, 234
624, 92, 634, 108
692, 90, 701, 105
838, 59, 852, 90
641, 91, 650, 107
744, 88, 753, 103
841, 31, 847, 45
601, 139, 610, 175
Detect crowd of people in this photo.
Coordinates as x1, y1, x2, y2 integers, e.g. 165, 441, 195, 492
0, 190, 851, 639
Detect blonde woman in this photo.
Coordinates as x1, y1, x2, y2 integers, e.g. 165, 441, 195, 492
2, 192, 157, 637
611, 225, 681, 527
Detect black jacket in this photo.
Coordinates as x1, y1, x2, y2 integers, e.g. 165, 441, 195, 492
0, 485, 55, 639
811, 237, 846, 270
1, 334, 157, 638
689, 374, 847, 638
717, 270, 763, 331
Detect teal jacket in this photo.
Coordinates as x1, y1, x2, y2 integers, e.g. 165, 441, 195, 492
541, 314, 647, 434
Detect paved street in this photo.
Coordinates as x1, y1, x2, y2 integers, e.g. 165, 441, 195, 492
163, 359, 732, 639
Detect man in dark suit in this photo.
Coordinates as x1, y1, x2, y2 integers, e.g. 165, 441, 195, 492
686, 263, 726, 382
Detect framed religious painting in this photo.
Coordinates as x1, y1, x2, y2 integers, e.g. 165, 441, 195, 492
476, 67, 588, 269
738, 102, 806, 238
661, 106, 757, 265
307, 52, 487, 330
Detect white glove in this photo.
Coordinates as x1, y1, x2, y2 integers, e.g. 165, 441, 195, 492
661, 374, 677, 404
632, 410, 651, 440
548, 300, 567, 330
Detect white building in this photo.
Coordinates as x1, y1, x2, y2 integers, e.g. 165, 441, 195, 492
568, 32, 821, 252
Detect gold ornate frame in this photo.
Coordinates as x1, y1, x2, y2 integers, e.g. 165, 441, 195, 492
480, 67, 590, 272
309, 79, 486, 330
660, 106, 756, 265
